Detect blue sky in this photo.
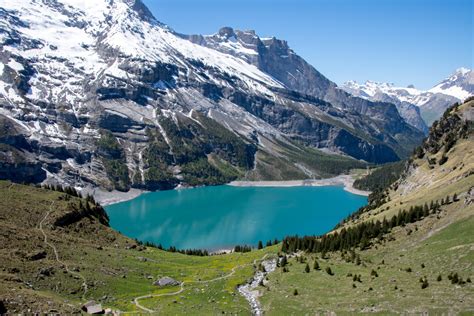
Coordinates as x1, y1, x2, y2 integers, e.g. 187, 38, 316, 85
143, 0, 473, 89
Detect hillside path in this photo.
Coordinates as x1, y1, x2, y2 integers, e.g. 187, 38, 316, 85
39, 201, 89, 299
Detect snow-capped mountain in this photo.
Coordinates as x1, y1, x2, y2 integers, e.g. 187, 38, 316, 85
0, 0, 424, 193
342, 68, 473, 126
429, 67, 473, 101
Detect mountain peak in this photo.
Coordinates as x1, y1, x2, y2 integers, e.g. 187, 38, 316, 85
127, 0, 157, 22
218, 26, 236, 39
429, 68, 473, 101
455, 67, 471, 76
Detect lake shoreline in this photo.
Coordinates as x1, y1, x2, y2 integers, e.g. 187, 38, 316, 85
96, 174, 370, 207
89, 188, 149, 207
228, 175, 371, 197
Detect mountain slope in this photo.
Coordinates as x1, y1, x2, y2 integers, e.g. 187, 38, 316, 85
182, 27, 427, 140
0, 0, 428, 193
342, 68, 473, 126
350, 98, 474, 225
261, 99, 474, 313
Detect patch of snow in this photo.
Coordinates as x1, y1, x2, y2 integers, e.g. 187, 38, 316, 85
7, 59, 24, 71
429, 84, 471, 101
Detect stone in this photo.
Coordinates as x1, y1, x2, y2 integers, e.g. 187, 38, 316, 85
38, 267, 55, 277
82, 300, 104, 314
153, 276, 180, 287
27, 250, 47, 261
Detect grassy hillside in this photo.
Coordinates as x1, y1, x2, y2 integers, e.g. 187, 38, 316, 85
0, 181, 278, 314
259, 100, 474, 314
261, 203, 474, 314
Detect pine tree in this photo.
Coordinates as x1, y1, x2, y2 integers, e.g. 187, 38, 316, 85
313, 260, 320, 270
293, 289, 298, 296
258, 241, 263, 250
423, 203, 429, 217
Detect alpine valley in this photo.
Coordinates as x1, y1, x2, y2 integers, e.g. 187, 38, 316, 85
0, 0, 430, 195
0, 0, 473, 315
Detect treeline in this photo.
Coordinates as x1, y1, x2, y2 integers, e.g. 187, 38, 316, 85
235, 239, 280, 253
136, 240, 210, 256
41, 183, 103, 207
41, 183, 82, 198
40, 184, 110, 226
234, 245, 252, 253
281, 196, 456, 254
138, 238, 278, 256
353, 161, 406, 192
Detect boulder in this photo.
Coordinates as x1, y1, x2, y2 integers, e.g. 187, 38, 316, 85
0, 300, 6, 314
82, 300, 104, 314
27, 250, 47, 261
153, 276, 180, 287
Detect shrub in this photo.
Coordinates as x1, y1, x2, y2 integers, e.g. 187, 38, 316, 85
325, 267, 334, 276
313, 260, 320, 270
421, 278, 429, 289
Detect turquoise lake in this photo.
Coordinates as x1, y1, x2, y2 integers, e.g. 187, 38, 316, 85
105, 185, 367, 251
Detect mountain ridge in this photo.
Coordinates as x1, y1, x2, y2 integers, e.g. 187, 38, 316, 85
342, 68, 473, 126
0, 0, 424, 194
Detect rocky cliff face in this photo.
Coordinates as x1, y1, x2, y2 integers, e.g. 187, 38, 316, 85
0, 0, 424, 193
182, 27, 425, 142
